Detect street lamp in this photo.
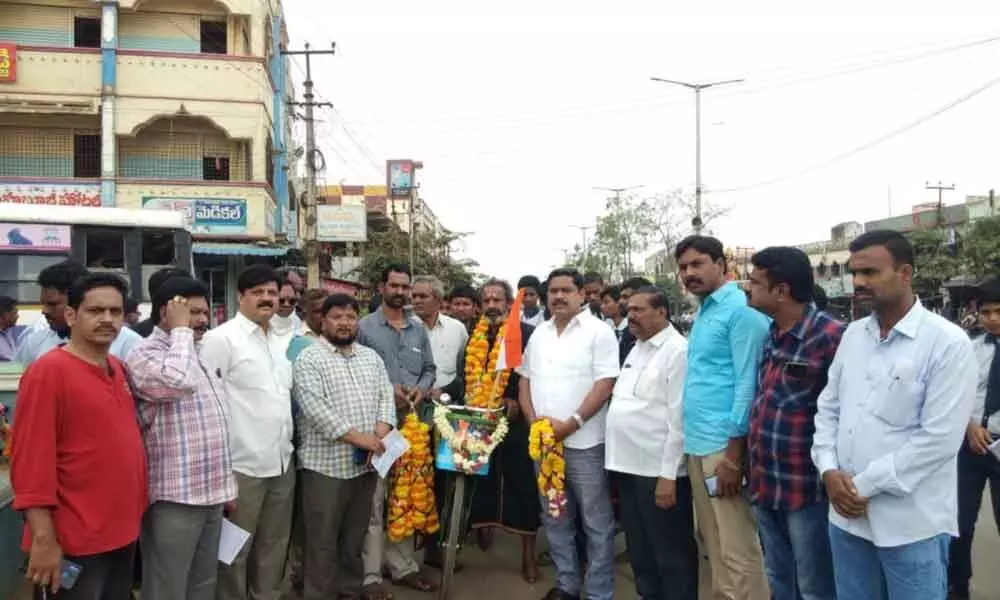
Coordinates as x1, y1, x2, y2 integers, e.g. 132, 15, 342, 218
650, 77, 743, 234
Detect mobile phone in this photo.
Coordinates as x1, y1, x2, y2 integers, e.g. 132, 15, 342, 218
61, 560, 83, 590
705, 475, 719, 497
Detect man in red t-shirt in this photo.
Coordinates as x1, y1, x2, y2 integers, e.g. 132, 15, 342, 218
11, 272, 147, 599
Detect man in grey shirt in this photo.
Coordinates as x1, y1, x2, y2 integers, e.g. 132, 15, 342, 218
357, 263, 438, 596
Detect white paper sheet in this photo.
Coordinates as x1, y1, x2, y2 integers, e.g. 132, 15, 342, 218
371, 428, 411, 479
218, 518, 251, 566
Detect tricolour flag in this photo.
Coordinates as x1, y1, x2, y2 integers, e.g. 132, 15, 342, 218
495, 288, 525, 372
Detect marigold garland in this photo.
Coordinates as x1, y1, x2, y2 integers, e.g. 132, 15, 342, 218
464, 317, 511, 410
529, 419, 568, 518
387, 412, 439, 541
433, 405, 508, 474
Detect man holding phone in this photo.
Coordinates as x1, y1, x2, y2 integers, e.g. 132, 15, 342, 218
11, 273, 147, 599
293, 293, 395, 600
746, 247, 845, 600
948, 278, 1000, 599
675, 235, 771, 600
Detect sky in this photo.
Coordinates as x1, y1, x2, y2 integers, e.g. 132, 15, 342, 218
282, 0, 1000, 284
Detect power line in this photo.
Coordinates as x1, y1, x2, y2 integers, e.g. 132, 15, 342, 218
711, 72, 1000, 194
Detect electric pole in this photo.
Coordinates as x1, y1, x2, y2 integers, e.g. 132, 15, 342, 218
925, 181, 955, 226
593, 185, 642, 276
285, 42, 336, 288
650, 77, 743, 234
570, 225, 593, 270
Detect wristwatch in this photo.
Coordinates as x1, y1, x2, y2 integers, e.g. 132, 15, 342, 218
571, 412, 585, 429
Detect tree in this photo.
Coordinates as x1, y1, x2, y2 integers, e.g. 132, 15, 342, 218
351, 228, 480, 290
963, 215, 1000, 281
641, 189, 730, 282
905, 228, 960, 301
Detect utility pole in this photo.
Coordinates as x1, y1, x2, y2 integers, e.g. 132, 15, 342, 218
285, 42, 336, 288
570, 225, 593, 270
650, 77, 743, 234
925, 181, 955, 227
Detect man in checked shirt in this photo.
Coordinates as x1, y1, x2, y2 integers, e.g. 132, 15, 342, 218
126, 276, 236, 600
746, 247, 845, 600
293, 293, 396, 600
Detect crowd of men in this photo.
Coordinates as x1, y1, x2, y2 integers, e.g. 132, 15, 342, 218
4, 226, 1000, 600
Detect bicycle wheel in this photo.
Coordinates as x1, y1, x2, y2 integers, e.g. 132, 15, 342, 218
438, 474, 466, 600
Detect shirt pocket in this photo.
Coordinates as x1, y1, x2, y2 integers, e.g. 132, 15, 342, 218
871, 379, 925, 428
634, 366, 662, 401
401, 346, 425, 377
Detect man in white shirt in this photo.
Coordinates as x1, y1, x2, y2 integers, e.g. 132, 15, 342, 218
519, 268, 620, 600
948, 278, 1000, 600
412, 275, 468, 400
518, 275, 545, 328
606, 285, 697, 600
201, 265, 296, 600
812, 230, 978, 600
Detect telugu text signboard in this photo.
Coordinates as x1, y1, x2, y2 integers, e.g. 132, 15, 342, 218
317, 204, 367, 242
142, 197, 248, 235
0, 183, 101, 207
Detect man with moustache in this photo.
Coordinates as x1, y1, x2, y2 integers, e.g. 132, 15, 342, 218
411, 275, 467, 404
358, 263, 437, 596
617, 278, 653, 366
746, 247, 844, 600
606, 286, 698, 600
293, 293, 396, 600
519, 268, 620, 600
127, 277, 235, 600
273, 276, 302, 336
429, 279, 541, 581
11, 273, 147, 599
14, 260, 142, 364
813, 231, 978, 600
675, 235, 770, 600
201, 265, 295, 600
133, 267, 190, 337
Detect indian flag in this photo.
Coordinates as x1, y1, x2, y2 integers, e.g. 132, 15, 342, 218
495, 288, 525, 372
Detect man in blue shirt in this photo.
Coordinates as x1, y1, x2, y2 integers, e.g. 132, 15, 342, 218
813, 231, 977, 600
14, 260, 140, 365
676, 235, 770, 600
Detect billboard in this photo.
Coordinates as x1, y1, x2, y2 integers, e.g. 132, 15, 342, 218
0, 182, 100, 207
0, 223, 71, 252
387, 160, 414, 198
0, 43, 15, 83
317, 204, 367, 242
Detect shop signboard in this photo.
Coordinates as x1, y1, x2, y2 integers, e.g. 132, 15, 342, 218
0, 43, 15, 83
0, 223, 71, 252
316, 204, 367, 242
0, 182, 101, 207
142, 197, 248, 235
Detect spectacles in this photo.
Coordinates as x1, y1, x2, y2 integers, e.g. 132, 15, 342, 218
279, 298, 297, 306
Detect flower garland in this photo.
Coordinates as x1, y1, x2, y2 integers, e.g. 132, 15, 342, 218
387, 412, 439, 541
529, 419, 568, 518
433, 405, 509, 474
464, 317, 511, 410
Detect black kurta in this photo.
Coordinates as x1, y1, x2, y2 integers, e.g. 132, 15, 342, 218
441, 321, 541, 534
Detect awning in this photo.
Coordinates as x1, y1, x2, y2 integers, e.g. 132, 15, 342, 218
193, 242, 291, 257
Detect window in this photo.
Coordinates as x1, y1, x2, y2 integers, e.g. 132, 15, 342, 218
83, 229, 125, 269
265, 136, 274, 189
200, 21, 227, 54
74, 17, 101, 49
203, 156, 230, 181
0, 254, 67, 303
141, 231, 174, 267
73, 134, 101, 178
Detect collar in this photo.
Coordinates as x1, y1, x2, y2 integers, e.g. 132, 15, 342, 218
774, 304, 820, 342
703, 281, 741, 308
320, 336, 358, 357
865, 299, 926, 340
235, 311, 270, 336
376, 306, 414, 330
421, 312, 443, 330
642, 324, 675, 349
303, 329, 320, 339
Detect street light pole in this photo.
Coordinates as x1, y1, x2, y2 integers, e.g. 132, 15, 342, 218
570, 225, 592, 269
650, 76, 743, 234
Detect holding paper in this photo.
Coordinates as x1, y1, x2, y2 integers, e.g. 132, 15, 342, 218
372, 428, 411, 478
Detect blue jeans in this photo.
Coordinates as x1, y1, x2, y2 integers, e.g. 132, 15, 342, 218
539, 444, 615, 600
829, 524, 950, 600
753, 502, 835, 600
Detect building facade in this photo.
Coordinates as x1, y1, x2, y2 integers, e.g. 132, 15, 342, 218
0, 0, 297, 318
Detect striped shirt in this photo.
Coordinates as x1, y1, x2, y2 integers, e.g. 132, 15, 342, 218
293, 339, 396, 479
126, 327, 236, 506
